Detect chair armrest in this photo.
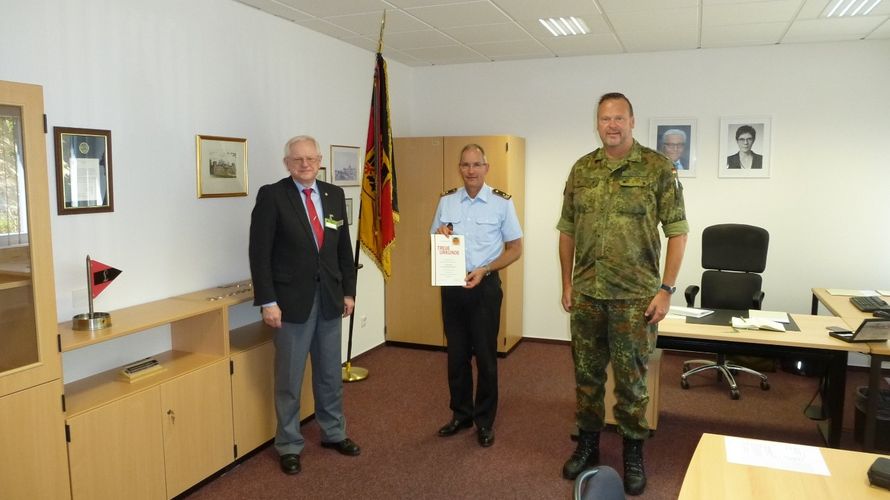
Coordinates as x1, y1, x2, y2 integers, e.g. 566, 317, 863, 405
685, 285, 700, 308
752, 291, 765, 310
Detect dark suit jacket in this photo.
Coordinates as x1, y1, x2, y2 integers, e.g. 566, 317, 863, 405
726, 152, 763, 169
249, 177, 357, 323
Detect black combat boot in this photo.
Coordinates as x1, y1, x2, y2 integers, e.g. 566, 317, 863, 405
562, 430, 600, 480
623, 437, 646, 495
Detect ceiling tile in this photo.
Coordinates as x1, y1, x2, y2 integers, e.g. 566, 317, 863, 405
783, 16, 889, 42
406, 1, 513, 28
276, 0, 391, 17
323, 10, 430, 36
237, 0, 311, 22
538, 33, 625, 56
443, 23, 532, 44
703, 0, 803, 25
867, 18, 890, 38
401, 44, 490, 65
619, 30, 700, 52
383, 29, 459, 50
469, 39, 553, 58
599, 0, 699, 13
702, 22, 788, 46
386, 0, 472, 7
492, 0, 602, 20
607, 7, 700, 32
296, 18, 360, 38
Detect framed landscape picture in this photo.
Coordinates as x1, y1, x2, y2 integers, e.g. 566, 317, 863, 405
330, 145, 361, 187
196, 135, 248, 197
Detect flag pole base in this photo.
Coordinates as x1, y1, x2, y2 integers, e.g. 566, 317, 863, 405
72, 312, 112, 331
342, 362, 368, 383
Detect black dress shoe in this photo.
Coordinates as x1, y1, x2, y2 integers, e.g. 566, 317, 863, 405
438, 419, 473, 437
321, 437, 361, 456
280, 454, 301, 475
477, 427, 495, 447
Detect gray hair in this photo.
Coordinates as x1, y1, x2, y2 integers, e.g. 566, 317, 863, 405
459, 143, 488, 164
661, 129, 687, 143
283, 135, 321, 158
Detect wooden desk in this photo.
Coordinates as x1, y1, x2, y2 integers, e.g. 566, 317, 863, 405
658, 313, 869, 448
812, 288, 890, 452
679, 433, 887, 500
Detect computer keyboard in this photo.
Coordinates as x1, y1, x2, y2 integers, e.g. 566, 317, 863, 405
850, 295, 890, 312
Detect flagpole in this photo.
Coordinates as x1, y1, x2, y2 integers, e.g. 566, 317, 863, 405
72, 254, 113, 331
342, 10, 388, 383
86, 254, 94, 316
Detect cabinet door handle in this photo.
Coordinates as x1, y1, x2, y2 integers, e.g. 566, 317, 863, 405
167, 409, 175, 424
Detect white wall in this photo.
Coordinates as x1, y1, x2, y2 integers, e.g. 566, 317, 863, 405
1, 0, 413, 380
406, 41, 890, 341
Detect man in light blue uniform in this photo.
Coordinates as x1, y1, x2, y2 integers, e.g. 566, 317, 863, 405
430, 143, 523, 448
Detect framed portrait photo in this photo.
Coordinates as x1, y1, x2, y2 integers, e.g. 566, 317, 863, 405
330, 145, 361, 187
719, 116, 772, 178
649, 118, 697, 178
196, 135, 248, 198
53, 127, 114, 215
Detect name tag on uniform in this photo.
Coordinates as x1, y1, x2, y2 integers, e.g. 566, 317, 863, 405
324, 216, 343, 229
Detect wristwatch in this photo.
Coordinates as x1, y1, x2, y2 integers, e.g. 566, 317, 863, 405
659, 283, 676, 294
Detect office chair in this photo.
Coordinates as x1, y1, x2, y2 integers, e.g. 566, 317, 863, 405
680, 223, 771, 400
573, 466, 626, 500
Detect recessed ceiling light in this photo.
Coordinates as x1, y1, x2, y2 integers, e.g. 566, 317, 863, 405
539, 17, 589, 37
823, 0, 883, 17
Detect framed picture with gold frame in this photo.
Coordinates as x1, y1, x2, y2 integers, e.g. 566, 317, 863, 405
53, 127, 114, 215
330, 145, 361, 187
196, 135, 248, 198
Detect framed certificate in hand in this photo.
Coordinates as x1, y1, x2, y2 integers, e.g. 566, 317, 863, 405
431, 234, 467, 286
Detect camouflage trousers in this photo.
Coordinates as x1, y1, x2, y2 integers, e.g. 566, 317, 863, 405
570, 294, 656, 440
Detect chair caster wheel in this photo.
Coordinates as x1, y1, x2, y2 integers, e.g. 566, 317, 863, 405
760, 380, 770, 390
730, 389, 740, 400
681, 379, 690, 389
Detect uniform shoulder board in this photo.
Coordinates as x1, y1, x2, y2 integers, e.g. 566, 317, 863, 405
440, 187, 459, 197
492, 188, 512, 200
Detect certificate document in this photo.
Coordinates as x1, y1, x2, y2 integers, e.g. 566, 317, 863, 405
431, 234, 467, 286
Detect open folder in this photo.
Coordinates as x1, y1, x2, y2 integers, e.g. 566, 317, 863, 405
732, 317, 785, 332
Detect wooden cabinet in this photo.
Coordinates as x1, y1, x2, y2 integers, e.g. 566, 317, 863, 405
386, 136, 525, 353
61, 301, 234, 499
0, 379, 71, 500
0, 80, 69, 499
67, 388, 166, 500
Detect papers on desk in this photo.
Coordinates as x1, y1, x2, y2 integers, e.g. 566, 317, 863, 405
878, 289, 890, 296
668, 306, 714, 318
724, 436, 830, 476
827, 288, 879, 297
732, 317, 786, 332
748, 310, 790, 323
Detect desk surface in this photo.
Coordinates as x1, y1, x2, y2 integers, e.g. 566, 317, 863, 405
660, 313, 869, 354
679, 433, 888, 500
812, 288, 890, 354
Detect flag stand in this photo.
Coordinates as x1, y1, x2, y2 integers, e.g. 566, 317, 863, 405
342, 236, 368, 383
72, 255, 112, 330
342, 11, 392, 383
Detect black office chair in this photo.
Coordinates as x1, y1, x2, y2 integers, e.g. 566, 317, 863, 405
573, 466, 626, 500
680, 224, 771, 400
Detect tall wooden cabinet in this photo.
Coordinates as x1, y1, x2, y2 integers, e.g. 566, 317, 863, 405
0, 80, 71, 499
385, 136, 525, 353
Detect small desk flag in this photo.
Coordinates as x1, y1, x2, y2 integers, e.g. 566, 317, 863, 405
90, 258, 121, 298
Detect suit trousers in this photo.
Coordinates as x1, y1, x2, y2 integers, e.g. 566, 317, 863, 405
440, 272, 503, 429
273, 291, 346, 456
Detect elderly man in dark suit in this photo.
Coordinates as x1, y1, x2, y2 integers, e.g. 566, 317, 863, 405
249, 135, 359, 476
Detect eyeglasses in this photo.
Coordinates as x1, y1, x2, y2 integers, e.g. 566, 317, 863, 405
287, 156, 321, 165
459, 162, 487, 170
737, 137, 754, 143
663, 142, 685, 149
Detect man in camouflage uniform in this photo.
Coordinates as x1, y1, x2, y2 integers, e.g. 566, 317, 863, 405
557, 93, 688, 495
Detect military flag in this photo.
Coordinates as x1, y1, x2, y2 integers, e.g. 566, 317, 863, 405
358, 51, 399, 279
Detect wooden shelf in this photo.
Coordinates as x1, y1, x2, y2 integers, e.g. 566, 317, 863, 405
0, 273, 30, 291
175, 279, 253, 306
64, 350, 222, 417
230, 321, 273, 355
60, 297, 225, 352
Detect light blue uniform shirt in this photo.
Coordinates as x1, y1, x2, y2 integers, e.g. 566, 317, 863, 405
430, 183, 522, 272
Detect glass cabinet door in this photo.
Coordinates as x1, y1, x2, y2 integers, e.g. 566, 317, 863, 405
0, 80, 60, 397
